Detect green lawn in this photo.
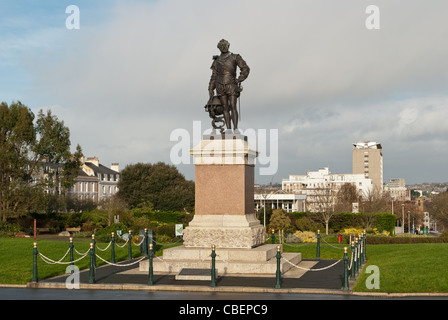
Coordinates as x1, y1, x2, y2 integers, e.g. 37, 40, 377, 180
353, 243, 448, 293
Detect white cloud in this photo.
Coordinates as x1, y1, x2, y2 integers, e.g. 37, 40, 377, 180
17, 0, 448, 184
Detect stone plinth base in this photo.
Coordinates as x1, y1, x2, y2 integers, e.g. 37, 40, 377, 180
139, 244, 302, 275
182, 214, 265, 249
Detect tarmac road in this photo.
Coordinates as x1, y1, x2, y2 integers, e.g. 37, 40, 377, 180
0, 287, 362, 300
0, 287, 445, 300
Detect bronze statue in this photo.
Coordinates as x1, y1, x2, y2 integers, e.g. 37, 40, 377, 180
206, 39, 250, 133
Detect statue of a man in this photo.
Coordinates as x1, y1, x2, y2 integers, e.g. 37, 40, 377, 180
208, 39, 250, 132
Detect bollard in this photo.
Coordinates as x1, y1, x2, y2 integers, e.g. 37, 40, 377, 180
69, 237, 74, 273
89, 243, 95, 284
355, 237, 359, 275
128, 230, 133, 260
343, 247, 349, 291
316, 230, 321, 260
144, 228, 149, 256
271, 229, 275, 244
32, 242, 38, 283
275, 246, 282, 289
91, 234, 96, 267
350, 241, 355, 280
360, 233, 364, 265
363, 231, 367, 261
357, 236, 361, 272
111, 232, 116, 263
148, 243, 154, 285
210, 245, 217, 288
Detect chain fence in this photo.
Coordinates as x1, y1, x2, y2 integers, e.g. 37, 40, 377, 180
31, 229, 367, 291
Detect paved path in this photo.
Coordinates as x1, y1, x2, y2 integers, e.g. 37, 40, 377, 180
40, 258, 346, 291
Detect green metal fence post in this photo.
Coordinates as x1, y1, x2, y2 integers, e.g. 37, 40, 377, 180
350, 241, 355, 280
271, 229, 275, 244
363, 231, 367, 261
69, 237, 74, 273
148, 243, 154, 285
355, 236, 359, 275
144, 228, 149, 256
111, 232, 116, 263
91, 234, 96, 267
275, 246, 282, 289
128, 230, 132, 260
316, 230, 321, 260
343, 247, 349, 291
89, 243, 95, 284
32, 242, 38, 283
211, 245, 217, 288
360, 233, 364, 265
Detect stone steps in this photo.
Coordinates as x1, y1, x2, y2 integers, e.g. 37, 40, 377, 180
139, 245, 302, 275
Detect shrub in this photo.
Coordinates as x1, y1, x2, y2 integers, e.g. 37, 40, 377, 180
366, 236, 448, 244
374, 213, 396, 234
94, 223, 128, 242
340, 227, 364, 235
292, 231, 317, 243
295, 217, 322, 233
269, 209, 291, 229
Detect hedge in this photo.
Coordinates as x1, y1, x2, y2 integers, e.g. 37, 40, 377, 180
366, 236, 448, 244
286, 211, 396, 234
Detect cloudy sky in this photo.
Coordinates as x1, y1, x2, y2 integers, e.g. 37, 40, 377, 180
1, 0, 448, 185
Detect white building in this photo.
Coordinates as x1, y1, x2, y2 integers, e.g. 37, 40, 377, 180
281, 167, 373, 212
254, 193, 307, 213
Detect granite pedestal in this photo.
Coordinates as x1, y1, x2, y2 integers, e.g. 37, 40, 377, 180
140, 133, 301, 275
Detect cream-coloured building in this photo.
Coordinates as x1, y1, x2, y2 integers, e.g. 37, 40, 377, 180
281, 167, 372, 212
69, 156, 120, 202
352, 141, 383, 192
384, 178, 411, 201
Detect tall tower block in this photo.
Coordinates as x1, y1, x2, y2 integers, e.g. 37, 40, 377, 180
352, 141, 383, 192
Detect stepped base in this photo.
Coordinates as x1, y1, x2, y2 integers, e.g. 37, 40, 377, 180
139, 244, 301, 275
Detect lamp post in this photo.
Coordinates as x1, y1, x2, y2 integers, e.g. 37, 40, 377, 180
391, 196, 394, 215
259, 189, 282, 228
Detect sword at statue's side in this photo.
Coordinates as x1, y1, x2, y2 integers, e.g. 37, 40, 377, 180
238, 82, 242, 121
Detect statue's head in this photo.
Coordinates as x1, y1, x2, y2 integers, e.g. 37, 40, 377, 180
217, 39, 230, 53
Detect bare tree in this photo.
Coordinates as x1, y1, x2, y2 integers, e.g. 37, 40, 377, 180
334, 183, 360, 213
310, 185, 336, 235
427, 192, 448, 231
100, 195, 129, 226
358, 185, 388, 230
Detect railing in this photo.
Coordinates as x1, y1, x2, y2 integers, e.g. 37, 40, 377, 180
32, 229, 367, 291
32, 228, 156, 284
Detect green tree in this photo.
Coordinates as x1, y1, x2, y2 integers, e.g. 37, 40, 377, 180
117, 162, 194, 212
0, 101, 81, 221
269, 209, 291, 230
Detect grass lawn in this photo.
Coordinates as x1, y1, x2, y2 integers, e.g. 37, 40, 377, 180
353, 243, 448, 293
